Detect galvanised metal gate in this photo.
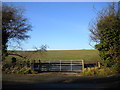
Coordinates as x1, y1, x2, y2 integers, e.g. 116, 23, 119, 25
34, 60, 84, 72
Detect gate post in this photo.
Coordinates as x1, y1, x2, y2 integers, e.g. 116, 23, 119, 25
60, 60, 61, 71
82, 60, 84, 71
31, 60, 35, 71
71, 60, 72, 71
49, 61, 50, 71
38, 60, 41, 72
98, 62, 101, 68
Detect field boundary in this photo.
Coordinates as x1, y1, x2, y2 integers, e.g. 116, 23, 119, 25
33, 60, 84, 72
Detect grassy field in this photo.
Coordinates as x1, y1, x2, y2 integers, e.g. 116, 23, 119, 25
5, 50, 101, 63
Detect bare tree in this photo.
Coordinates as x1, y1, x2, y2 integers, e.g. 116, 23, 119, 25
2, 4, 32, 59
33, 44, 48, 54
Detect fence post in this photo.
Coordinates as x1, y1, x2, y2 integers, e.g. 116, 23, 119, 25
23, 61, 26, 67
38, 60, 41, 72
33, 60, 35, 64
98, 62, 101, 68
27, 61, 30, 67
30, 61, 32, 70
49, 61, 50, 71
71, 60, 72, 71
60, 60, 61, 71
32, 60, 35, 71
82, 60, 84, 71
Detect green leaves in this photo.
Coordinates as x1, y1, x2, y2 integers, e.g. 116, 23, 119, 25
89, 3, 120, 71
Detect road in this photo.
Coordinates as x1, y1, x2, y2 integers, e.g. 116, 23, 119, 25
2, 74, 120, 90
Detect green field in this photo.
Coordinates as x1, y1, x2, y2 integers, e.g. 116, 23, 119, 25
5, 50, 101, 63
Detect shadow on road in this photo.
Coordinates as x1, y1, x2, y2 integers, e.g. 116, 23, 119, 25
2, 74, 120, 90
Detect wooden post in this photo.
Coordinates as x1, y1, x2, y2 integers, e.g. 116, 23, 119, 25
38, 60, 41, 72
27, 61, 30, 67
23, 61, 25, 67
71, 60, 72, 71
49, 60, 50, 71
32, 60, 35, 71
82, 60, 84, 71
33, 60, 35, 65
30, 61, 32, 69
98, 62, 101, 68
60, 60, 61, 71
20, 63, 22, 68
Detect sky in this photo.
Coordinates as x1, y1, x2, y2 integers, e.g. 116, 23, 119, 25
6, 2, 110, 50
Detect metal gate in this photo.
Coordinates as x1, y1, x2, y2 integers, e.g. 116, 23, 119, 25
34, 60, 83, 72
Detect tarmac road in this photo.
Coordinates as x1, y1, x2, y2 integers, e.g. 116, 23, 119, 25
2, 75, 120, 90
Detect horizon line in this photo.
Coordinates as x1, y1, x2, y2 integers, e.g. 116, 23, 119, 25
8, 49, 96, 51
